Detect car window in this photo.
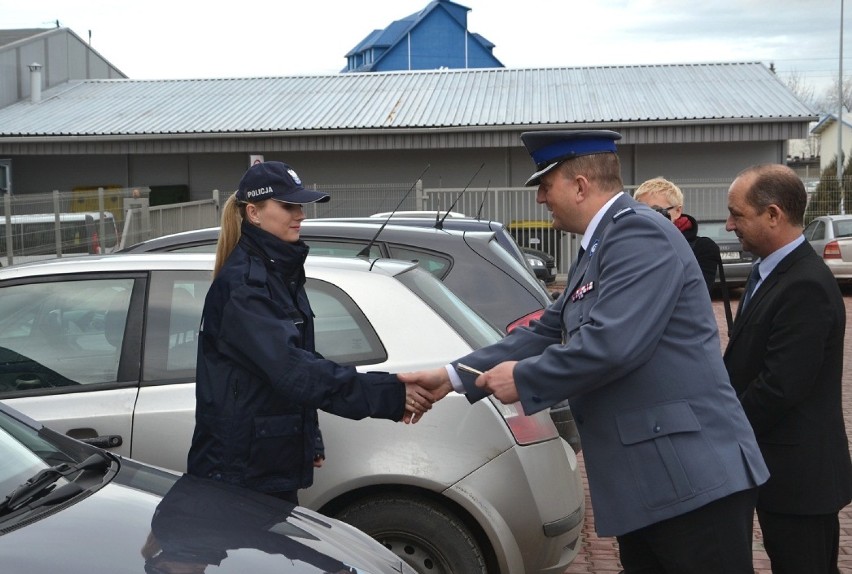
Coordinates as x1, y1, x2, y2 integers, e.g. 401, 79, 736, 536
386, 245, 452, 279
304, 239, 382, 259
143, 271, 210, 381
833, 219, 852, 238
808, 221, 825, 241
480, 236, 552, 302
0, 278, 134, 392
307, 279, 388, 365
396, 266, 502, 349
141, 271, 388, 377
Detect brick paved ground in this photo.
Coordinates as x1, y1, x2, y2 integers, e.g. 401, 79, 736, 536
562, 288, 852, 574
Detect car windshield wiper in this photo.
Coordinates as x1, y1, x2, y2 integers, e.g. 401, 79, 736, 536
0, 452, 110, 516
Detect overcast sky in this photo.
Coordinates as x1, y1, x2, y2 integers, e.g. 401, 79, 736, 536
3, 0, 849, 94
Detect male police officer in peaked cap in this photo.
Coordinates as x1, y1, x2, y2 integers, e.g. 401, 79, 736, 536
401, 130, 769, 573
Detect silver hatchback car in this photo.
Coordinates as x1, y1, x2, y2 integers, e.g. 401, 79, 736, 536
0, 253, 584, 574
803, 214, 852, 281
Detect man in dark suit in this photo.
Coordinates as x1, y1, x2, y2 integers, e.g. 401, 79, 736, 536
724, 164, 852, 574
402, 130, 769, 573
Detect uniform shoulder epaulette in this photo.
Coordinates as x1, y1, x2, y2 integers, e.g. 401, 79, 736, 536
247, 256, 268, 287
612, 207, 635, 221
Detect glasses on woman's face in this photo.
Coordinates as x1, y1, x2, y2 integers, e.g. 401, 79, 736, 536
652, 205, 676, 220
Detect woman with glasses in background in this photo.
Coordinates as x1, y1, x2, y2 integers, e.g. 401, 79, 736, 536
633, 177, 722, 293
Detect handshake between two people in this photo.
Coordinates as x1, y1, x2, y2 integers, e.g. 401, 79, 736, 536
397, 361, 520, 424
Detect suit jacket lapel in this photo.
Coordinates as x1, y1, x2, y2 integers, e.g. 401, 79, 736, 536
726, 241, 811, 347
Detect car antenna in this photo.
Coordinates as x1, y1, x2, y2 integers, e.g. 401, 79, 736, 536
437, 162, 484, 230
475, 179, 491, 221
358, 164, 431, 258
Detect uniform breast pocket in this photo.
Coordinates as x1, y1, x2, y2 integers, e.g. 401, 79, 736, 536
247, 414, 304, 481
617, 400, 726, 509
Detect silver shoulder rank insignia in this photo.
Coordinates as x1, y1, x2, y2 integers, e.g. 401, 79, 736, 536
613, 207, 635, 221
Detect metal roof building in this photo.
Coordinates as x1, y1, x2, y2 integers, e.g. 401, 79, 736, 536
0, 61, 817, 198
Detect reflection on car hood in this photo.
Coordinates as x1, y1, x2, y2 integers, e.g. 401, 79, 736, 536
0, 460, 408, 574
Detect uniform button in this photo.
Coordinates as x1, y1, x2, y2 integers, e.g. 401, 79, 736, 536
653, 425, 661, 433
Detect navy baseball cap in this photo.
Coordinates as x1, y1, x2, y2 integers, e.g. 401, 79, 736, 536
520, 130, 622, 186
236, 161, 330, 204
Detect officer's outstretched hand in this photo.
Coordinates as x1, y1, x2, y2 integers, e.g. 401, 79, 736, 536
474, 361, 519, 404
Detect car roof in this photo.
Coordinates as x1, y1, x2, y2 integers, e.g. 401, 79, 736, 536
121, 221, 500, 252
302, 219, 495, 240
370, 210, 467, 219
0, 252, 419, 279
816, 214, 852, 221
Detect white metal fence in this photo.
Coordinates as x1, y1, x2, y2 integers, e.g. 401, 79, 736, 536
2, 176, 839, 274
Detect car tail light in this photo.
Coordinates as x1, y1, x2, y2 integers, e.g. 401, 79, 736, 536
824, 241, 842, 260
506, 308, 545, 332
489, 398, 559, 445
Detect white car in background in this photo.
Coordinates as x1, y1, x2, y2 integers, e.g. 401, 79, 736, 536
803, 214, 852, 281
0, 253, 584, 574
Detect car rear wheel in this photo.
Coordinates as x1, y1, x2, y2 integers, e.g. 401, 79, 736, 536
335, 494, 487, 574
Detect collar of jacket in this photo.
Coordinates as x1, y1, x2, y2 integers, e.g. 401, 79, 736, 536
238, 221, 309, 276
675, 213, 699, 241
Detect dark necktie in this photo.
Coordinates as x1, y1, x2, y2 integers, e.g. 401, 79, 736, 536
740, 261, 761, 311
568, 246, 586, 280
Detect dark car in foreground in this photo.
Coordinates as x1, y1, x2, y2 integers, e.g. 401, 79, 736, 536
697, 219, 755, 286
121, 220, 553, 333
0, 401, 415, 574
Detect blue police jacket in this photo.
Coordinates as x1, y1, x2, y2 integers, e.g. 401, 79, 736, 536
187, 222, 404, 494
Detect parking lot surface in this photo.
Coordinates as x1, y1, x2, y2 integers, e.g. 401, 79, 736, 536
562, 289, 852, 574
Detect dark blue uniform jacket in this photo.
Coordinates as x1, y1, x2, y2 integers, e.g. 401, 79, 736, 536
187, 222, 404, 494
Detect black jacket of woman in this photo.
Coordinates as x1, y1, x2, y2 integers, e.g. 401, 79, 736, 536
676, 213, 721, 293
188, 221, 404, 495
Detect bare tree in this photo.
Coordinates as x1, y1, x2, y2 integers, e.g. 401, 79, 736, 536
782, 71, 820, 158
816, 76, 852, 114
784, 70, 818, 110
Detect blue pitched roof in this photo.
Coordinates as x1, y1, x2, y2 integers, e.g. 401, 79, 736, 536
342, 0, 499, 73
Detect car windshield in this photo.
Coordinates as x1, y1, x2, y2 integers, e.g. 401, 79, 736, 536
0, 418, 51, 495
395, 266, 502, 349
0, 407, 95, 513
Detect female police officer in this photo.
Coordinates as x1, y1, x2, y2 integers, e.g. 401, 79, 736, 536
187, 161, 432, 504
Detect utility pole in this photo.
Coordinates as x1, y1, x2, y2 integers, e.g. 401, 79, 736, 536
839, 0, 846, 214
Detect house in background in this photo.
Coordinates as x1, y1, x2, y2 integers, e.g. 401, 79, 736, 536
342, 0, 502, 73
811, 108, 852, 172
0, 27, 126, 109
0, 26, 126, 193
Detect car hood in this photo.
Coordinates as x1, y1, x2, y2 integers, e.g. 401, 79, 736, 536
0, 460, 409, 574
